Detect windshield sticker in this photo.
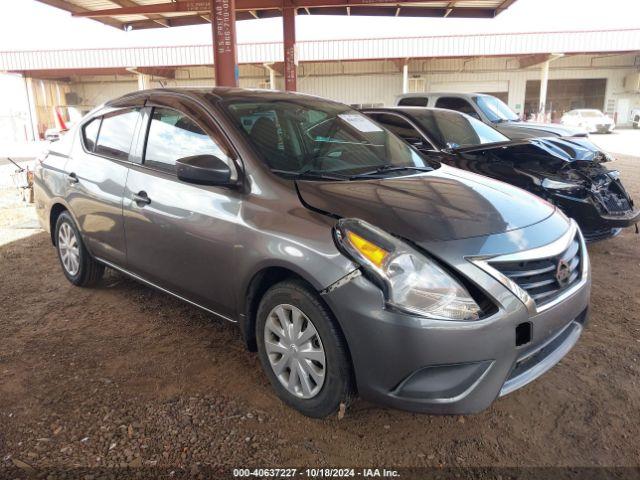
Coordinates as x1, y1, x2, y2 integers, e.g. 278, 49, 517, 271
338, 114, 383, 133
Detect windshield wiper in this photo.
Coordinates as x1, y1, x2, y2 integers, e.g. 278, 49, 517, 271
349, 165, 432, 179
270, 168, 349, 181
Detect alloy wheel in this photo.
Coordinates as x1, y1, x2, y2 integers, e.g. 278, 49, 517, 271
58, 222, 80, 276
263, 304, 326, 399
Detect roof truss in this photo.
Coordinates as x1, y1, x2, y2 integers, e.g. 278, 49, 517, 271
35, 0, 518, 29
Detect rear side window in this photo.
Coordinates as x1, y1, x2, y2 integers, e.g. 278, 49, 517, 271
373, 113, 433, 148
94, 109, 140, 161
144, 107, 230, 173
82, 118, 101, 152
398, 97, 429, 107
435, 97, 478, 117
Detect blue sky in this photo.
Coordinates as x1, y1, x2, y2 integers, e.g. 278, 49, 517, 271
1, 0, 639, 50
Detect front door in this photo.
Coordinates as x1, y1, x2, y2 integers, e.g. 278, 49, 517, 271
122, 100, 242, 318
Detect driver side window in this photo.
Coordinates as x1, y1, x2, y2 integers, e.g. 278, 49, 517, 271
144, 107, 230, 173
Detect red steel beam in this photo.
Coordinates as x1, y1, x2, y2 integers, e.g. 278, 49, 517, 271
71, 0, 476, 16
212, 0, 239, 86
283, 7, 296, 91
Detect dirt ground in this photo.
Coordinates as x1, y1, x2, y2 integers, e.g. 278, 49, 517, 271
0, 152, 639, 476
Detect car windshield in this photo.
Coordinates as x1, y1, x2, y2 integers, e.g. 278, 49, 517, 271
408, 109, 510, 150
473, 95, 519, 122
222, 97, 431, 178
580, 110, 605, 118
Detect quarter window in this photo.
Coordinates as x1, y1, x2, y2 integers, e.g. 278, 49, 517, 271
94, 109, 140, 161
144, 107, 230, 173
397, 97, 429, 107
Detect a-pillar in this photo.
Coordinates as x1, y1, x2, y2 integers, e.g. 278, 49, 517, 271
283, 7, 297, 91
211, 0, 238, 87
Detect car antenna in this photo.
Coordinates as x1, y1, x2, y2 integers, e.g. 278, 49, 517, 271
6, 157, 24, 172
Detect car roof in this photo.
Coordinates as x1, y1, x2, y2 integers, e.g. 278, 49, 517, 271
106, 87, 331, 107
395, 92, 488, 99
363, 106, 465, 116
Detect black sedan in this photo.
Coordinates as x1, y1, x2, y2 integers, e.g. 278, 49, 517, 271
363, 107, 639, 241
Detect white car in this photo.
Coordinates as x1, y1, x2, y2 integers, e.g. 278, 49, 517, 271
561, 109, 615, 134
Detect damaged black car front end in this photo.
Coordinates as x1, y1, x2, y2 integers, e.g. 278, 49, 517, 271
363, 107, 640, 241
454, 137, 639, 241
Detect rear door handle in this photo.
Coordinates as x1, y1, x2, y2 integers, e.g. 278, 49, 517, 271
132, 191, 151, 206
67, 172, 79, 184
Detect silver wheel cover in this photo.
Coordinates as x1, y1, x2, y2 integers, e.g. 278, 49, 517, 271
264, 304, 326, 399
58, 222, 80, 276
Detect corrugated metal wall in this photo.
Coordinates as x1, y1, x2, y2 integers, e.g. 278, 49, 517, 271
64, 52, 640, 119
3, 29, 640, 70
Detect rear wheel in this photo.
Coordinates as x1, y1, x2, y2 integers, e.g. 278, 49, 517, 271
256, 279, 355, 418
633, 116, 639, 129
55, 211, 104, 287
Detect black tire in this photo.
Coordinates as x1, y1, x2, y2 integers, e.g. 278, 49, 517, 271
633, 117, 639, 129
256, 279, 355, 418
55, 211, 104, 287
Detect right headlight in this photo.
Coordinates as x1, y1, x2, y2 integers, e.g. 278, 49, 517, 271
334, 218, 481, 321
541, 178, 582, 191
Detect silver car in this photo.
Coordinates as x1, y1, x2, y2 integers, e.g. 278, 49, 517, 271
34, 88, 590, 418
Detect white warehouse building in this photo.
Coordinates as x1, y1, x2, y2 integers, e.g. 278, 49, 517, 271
1, 27, 640, 141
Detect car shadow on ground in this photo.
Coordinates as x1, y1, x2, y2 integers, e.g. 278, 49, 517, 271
1, 222, 640, 470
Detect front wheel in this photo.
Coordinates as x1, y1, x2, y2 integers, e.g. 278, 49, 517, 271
55, 211, 104, 287
633, 116, 639, 129
256, 280, 355, 418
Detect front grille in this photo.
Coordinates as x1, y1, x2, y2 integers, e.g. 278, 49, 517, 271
490, 234, 582, 307
600, 183, 631, 214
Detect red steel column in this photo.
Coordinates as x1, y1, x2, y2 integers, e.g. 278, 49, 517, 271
283, 7, 297, 91
212, 0, 238, 87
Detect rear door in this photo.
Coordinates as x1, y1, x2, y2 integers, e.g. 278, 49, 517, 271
64, 101, 145, 266
122, 95, 242, 318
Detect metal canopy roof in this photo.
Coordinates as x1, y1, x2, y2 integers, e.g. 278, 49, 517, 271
36, 0, 518, 30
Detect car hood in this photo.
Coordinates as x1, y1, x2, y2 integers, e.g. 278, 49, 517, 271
495, 121, 584, 139
457, 136, 608, 163
296, 165, 556, 242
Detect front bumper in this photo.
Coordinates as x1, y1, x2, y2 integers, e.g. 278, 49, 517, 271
321, 223, 591, 414
551, 193, 640, 241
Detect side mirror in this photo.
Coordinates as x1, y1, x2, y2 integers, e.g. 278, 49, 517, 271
176, 154, 234, 186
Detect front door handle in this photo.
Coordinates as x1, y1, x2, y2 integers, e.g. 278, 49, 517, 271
132, 191, 151, 206
67, 172, 79, 184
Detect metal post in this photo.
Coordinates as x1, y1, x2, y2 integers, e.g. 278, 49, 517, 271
538, 59, 550, 121
283, 7, 297, 91
402, 62, 409, 94
269, 67, 276, 90
212, 0, 238, 87
137, 73, 151, 90
24, 77, 39, 141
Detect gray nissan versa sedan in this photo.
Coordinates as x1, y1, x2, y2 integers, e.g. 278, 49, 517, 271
34, 88, 590, 418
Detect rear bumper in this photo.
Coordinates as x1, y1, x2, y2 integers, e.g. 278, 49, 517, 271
322, 268, 590, 414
